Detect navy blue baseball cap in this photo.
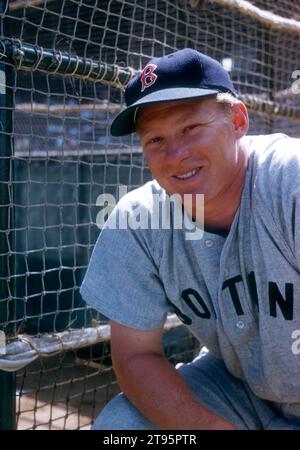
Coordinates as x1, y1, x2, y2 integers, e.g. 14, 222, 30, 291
111, 48, 236, 136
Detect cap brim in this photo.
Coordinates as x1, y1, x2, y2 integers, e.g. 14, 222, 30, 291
110, 87, 219, 137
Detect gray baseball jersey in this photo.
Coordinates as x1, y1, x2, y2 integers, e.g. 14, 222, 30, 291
80, 133, 300, 422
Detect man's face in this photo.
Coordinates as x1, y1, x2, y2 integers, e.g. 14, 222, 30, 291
137, 97, 243, 209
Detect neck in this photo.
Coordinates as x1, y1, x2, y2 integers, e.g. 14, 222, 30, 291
202, 141, 250, 232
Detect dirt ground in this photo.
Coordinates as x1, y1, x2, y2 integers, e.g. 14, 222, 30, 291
15, 328, 199, 430
16, 347, 120, 430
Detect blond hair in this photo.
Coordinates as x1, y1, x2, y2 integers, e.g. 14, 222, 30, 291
216, 92, 240, 106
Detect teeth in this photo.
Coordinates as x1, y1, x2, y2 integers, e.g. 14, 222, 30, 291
176, 168, 199, 180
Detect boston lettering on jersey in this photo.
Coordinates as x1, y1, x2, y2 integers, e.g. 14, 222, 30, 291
170, 271, 294, 324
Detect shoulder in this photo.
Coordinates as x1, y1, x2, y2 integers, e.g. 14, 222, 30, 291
100, 179, 165, 227
117, 179, 167, 213
244, 133, 300, 194
246, 133, 300, 174
244, 133, 300, 244
104, 179, 168, 231
99, 179, 170, 263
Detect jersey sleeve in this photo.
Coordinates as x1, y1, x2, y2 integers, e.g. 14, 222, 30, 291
80, 194, 170, 330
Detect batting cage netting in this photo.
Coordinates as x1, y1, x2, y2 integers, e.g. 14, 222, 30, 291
0, 0, 300, 429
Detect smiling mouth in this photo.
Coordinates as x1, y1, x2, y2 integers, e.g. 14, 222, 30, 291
174, 167, 202, 180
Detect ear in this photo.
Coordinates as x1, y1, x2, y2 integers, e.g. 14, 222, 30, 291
231, 101, 249, 139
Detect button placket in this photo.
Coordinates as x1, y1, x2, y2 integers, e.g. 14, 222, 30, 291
236, 320, 245, 329
205, 239, 214, 248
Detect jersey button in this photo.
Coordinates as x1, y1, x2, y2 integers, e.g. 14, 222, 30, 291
205, 239, 214, 248
236, 320, 245, 329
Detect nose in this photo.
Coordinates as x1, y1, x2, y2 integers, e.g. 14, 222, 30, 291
164, 137, 190, 165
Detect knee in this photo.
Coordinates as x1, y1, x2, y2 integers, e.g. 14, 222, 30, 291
91, 393, 156, 430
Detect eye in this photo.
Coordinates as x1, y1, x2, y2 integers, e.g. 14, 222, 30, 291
145, 136, 163, 146
184, 124, 200, 133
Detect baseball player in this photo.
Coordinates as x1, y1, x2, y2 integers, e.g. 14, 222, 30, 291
80, 48, 300, 430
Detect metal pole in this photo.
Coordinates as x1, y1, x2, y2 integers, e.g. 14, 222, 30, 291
0, 0, 16, 430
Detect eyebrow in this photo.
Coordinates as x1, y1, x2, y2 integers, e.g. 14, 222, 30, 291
137, 126, 159, 139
